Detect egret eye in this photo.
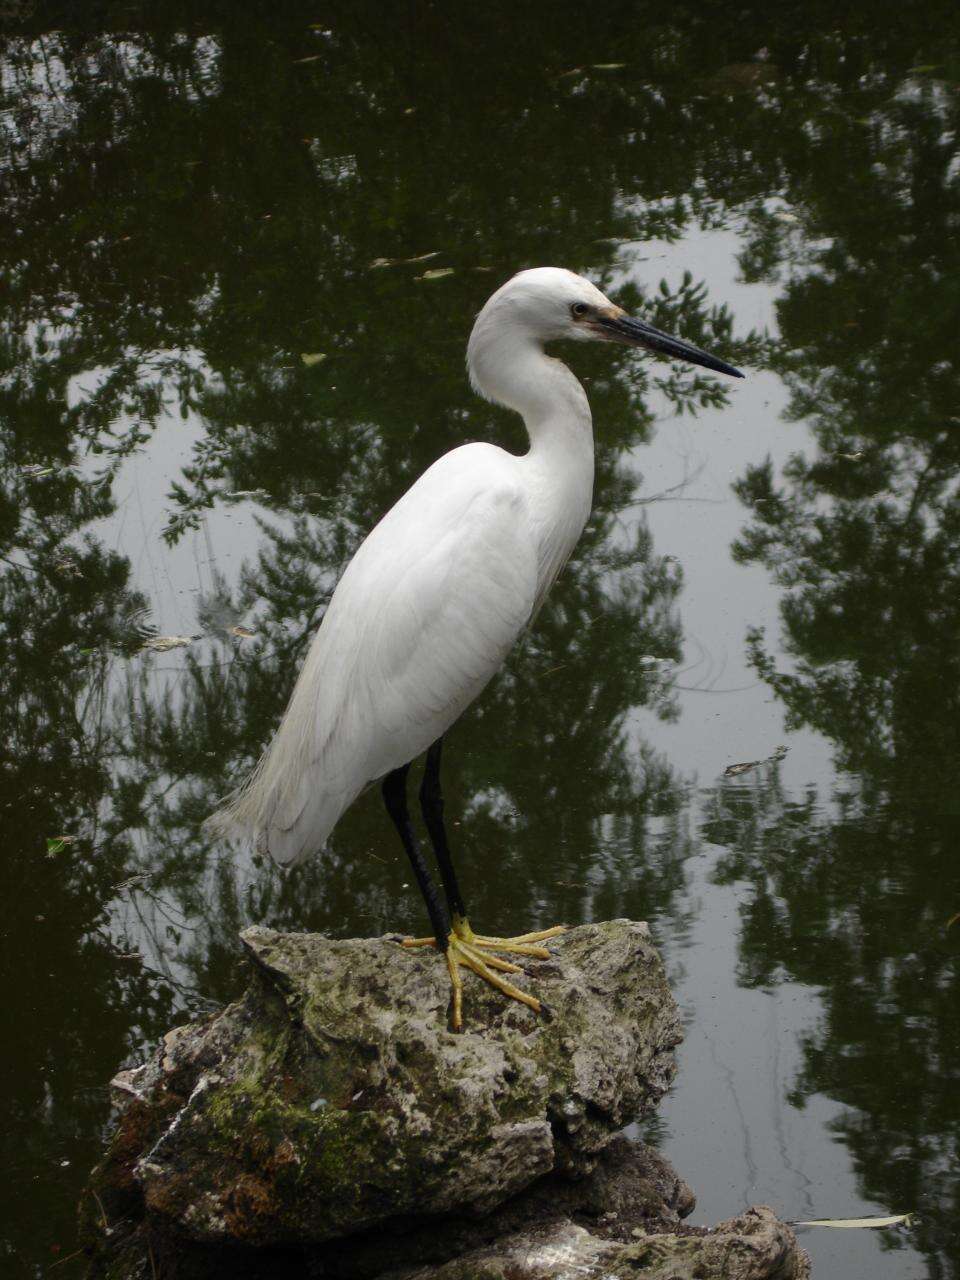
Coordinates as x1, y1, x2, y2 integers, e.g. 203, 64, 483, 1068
571, 302, 590, 318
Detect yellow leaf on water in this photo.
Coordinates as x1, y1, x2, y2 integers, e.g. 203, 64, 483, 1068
592, 62, 626, 70
142, 635, 195, 653
792, 1214, 911, 1230
724, 760, 761, 776
300, 352, 327, 366
370, 251, 440, 269
231, 625, 257, 639
724, 745, 788, 777
417, 268, 455, 281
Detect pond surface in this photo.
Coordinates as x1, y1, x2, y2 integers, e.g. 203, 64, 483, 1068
2, 4, 959, 1276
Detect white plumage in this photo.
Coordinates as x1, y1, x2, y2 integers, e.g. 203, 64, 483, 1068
209, 266, 741, 867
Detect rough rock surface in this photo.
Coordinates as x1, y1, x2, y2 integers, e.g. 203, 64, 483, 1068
386, 1205, 809, 1280
298, 1135, 698, 1278
88, 921, 680, 1248
82, 920, 809, 1278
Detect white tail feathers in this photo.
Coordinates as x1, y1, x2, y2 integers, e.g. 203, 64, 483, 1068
204, 632, 361, 866
205, 749, 358, 868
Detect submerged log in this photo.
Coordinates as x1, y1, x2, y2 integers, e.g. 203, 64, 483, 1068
81, 920, 808, 1279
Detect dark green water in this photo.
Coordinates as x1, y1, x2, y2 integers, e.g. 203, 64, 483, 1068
1, 4, 959, 1276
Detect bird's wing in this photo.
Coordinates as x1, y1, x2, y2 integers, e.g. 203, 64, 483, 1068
214, 444, 538, 866
360, 473, 538, 757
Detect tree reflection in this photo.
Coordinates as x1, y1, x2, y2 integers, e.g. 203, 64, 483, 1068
726, 37, 960, 1278
3, 2, 957, 1275
0, 12, 752, 1273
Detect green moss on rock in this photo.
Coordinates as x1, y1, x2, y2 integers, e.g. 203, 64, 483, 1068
86, 921, 681, 1249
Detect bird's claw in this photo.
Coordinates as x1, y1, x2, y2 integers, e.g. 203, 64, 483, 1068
401, 916, 566, 1030
403, 916, 565, 958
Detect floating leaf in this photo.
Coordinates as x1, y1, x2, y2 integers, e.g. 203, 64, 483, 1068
417, 268, 455, 281
725, 760, 761, 776
115, 872, 154, 891
230, 625, 257, 639
300, 352, 327, 366
46, 836, 75, 855
591, 62, 626, 70
21, 464, 54, 477
292, 54, 322, 64
724, 745, 788, 777
946, 912, 960, 931
907, 64, 941, 73
142, 635, 195, 653
370, 251, 440, 269
792, 1214, 911, 1230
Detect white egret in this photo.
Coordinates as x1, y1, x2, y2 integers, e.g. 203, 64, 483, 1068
209, 267, 742, 1029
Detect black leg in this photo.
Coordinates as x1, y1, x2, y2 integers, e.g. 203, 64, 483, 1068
383, 764, 450, 947
419, 738, 467, 921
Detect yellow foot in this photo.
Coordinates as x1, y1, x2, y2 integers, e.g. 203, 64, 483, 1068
401, 915, 566, 1030
403, 916, 566, 959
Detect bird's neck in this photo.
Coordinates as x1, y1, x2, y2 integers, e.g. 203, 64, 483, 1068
468, 329, 594, 466
468, 329, 594, 593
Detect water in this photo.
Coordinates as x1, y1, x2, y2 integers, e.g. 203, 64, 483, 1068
2, 5, 959, 1276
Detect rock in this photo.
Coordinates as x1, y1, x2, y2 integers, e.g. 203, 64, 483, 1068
85, 920, 681, 1251
385, 1206, 810, 1280
82, 920, 809, 1279
304, 1135, 698, 1278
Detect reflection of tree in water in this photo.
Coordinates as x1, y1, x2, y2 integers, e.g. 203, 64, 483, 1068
0, 17, 771, 989
0, 11, 767, 1270
4, 2, 957, 1273
704, 776, 960, 1274
725, 40, 960, 1278
0, 521, 177, 1261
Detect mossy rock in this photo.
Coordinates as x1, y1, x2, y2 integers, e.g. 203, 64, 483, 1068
85, 920, 680, 1249
386, 1207, 809, 1279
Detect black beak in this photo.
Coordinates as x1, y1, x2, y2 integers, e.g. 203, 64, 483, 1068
597, 312, 744, 379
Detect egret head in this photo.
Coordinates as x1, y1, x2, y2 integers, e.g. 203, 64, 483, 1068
470, 266, 743, 381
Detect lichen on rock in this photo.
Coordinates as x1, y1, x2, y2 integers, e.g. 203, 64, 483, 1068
385, 1205, 810, 1280
82, 919, 808, 1279
88, 920, 681, 1249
